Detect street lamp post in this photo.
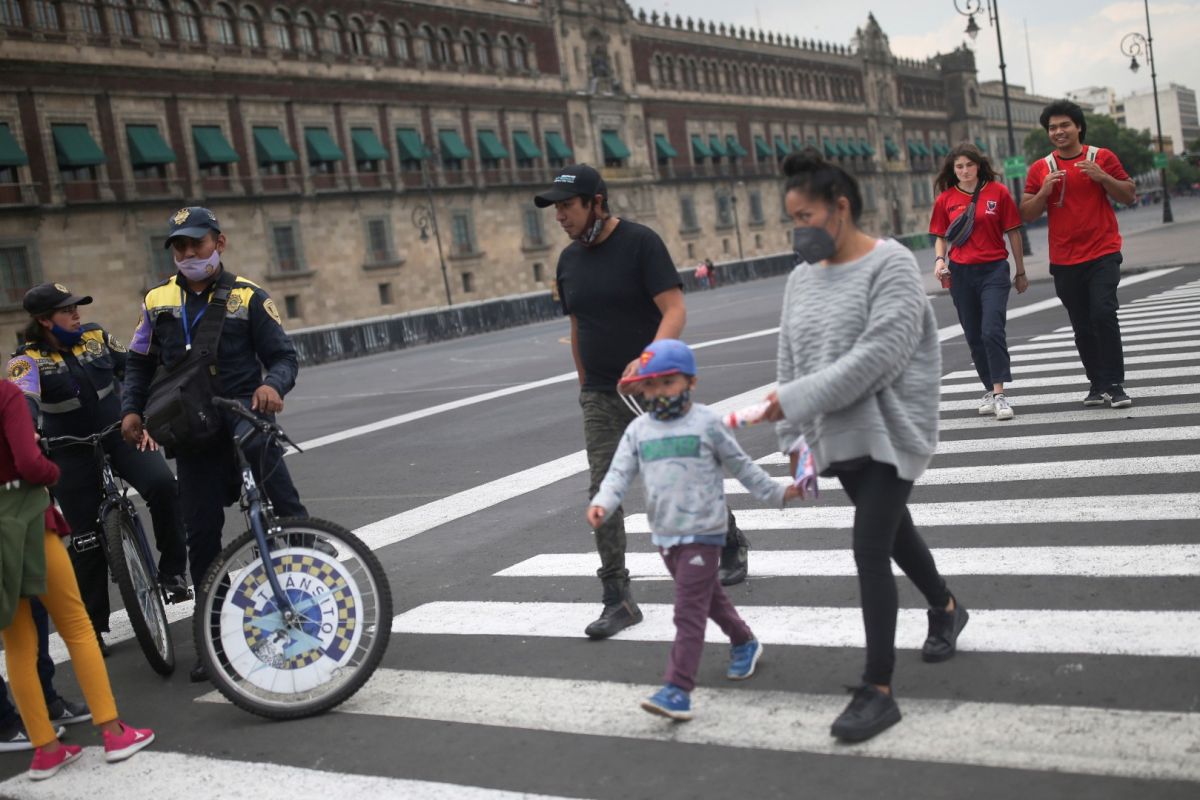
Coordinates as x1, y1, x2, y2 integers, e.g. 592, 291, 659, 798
956, 0, 1034, 256
729, 186, 744, 261
1122, 2, 1174, 224
411, 158, 453, 307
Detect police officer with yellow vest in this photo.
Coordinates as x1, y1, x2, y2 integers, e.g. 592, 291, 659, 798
119, 207, 307, 683
8, 284, 190, 652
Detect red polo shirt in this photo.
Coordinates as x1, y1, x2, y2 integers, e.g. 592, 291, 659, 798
1024, 147, 1128, 265
929, 181, 1022, 264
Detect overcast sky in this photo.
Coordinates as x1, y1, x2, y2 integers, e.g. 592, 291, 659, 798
641, 1, 1199, 100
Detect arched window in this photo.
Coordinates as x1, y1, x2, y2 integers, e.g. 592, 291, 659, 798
393, 22, 410, 60
238, 5, 261, 48
438, 27, 454, 63
367, 20, 389, 58
418, 24, 435, 62
32, 1, 61, 30
348, 17, 365, 55
214, 3, 236, 45
496, 34, 510, 69
512, 36, 527, 71
79, 0, 103, 33
177, 0, 201, 42
146, 0, 170, 39
654, 54, 664, 84
475, 32, 490, 67
460, 31, 476, 66
0, 0, 22, 26
324, 13, 344, 55
108, 0, 135, 37
270, 9, 290, 50
295, 11, 315, 52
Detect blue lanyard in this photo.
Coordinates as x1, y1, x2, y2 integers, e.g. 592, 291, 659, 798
179, 287, 208, 351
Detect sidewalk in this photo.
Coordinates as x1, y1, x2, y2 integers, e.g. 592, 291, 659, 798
913, 195, 1200, 294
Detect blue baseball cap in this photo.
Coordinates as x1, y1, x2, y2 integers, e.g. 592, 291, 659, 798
164, 206, 221, 248
620, 339, 696, 385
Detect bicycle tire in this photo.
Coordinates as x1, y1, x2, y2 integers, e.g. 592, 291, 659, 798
103, 508, 176, 676
193, 518, 392, 720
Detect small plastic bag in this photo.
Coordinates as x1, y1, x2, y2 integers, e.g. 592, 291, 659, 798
788, 436, 819, 499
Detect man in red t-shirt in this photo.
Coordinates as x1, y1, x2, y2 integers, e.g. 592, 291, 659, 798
1021, 100, 1137, 408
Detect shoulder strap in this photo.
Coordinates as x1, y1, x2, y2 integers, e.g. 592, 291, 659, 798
1086, 145, 1099, 161
1044, 154, 1057, 172
190, 271, 236, 358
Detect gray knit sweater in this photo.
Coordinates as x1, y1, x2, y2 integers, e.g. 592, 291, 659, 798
774, 238, 940, 481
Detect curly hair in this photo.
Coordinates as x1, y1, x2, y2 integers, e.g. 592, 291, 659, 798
933, 142, 999, 194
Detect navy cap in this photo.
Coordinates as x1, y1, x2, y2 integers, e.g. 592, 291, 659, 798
619, 339, 696, 386
164, 206, 221, 248
533, 164, 607, 208
23, 283, 93, 316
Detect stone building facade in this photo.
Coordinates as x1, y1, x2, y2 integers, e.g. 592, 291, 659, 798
0, 0, 989, 341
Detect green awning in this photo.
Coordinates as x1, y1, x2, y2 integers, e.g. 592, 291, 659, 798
843, 139, 864, 157
975, 137, 988, 153
512, 130, 541, 161
126, 125, 175, 166
754, 136, 771, 159
0, 123, 29, 167
790, 136, 804, 153
774, 136, 789, 157
252, 126, 298, 164
725, 135, 748, 158
859, 138, 876, 157
823, 138, 838, 158
304, 127, 344, 163
884, 137, 900, 158
908, 140, 931, 158
836, 138, 853, 158
52, 124, 106, 167
708, 135, 728, 158
396, 128, 429, 160
654, 133, 678, 160
192, 126, 238, 165
350, 128, 388, 161
916, 140, 930, 157
477, 130, 509, 161
691, 134, 712, 159
438, 130, 472, 160
545, 131, 573, 160
601, 130, 630, 160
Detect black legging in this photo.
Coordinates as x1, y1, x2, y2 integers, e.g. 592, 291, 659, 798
834, 459, 951, 686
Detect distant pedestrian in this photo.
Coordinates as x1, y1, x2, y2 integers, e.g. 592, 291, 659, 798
929, 143, 1028, 421
587, 340, 801, 720
762, 148, 968, 743
704, 257, 718, 288
1021, 100, 1137, 408
694, 261, 710, 289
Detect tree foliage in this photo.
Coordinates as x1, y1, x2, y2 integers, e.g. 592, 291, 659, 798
1166, 156, 1199, 189
1022, 113, 1154, 175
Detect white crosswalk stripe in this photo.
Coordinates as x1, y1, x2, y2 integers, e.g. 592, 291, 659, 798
940, 366, 1195, 394
938, 382, 1198, 410
943, 351, 1200, 380
1010, 339, 1200, 361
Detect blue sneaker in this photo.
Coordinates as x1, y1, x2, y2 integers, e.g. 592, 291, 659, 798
727, 638, 763, 680
640, 684, 692, 721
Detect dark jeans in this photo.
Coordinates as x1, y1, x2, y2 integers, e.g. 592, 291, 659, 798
949, 259, 1012, 389
579, 390, 740, 585
175, 402, 307, 588
1050, 252, 1125, 388
0, 599, 58, 726
834, 459, 951, 687
54, 431, 188, 634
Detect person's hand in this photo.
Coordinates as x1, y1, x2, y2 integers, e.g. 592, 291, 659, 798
1014, 273, 1029, 294
252, 384, 284, 414
935, 265, 950, 279
1075, 160, 1108, 184
587, 506, 606, 528
761, 390, 785, 422
783, 484, 804, 503
138, 430, 160, 453
1038, 169, 1066, 197
617, 359, 641, 395
121, 413, 144, 446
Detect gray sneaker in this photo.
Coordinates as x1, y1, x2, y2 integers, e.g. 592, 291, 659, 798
993, 393, 1014, 421
46, 697, 91, 726
977, 391, 995, 415
0, 719, 66, 752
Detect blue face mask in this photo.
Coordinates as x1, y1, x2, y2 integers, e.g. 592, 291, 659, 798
51, 324, 84, 347
650, 389, 691, 421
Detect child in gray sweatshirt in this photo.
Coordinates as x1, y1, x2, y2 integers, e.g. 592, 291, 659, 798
588, 339, 800, 721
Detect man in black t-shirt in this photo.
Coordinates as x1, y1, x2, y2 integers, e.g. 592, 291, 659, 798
537, 165, 750, 640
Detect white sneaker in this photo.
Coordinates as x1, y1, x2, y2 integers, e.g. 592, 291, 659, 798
977, 391, 995, 415
993, 393, 1014, 421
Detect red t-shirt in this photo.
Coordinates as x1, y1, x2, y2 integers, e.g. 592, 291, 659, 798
929, 181, 1022, 264
1024, 148, 1128, 265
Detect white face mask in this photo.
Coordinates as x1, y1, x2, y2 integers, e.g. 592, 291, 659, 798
174, 250, 221, 282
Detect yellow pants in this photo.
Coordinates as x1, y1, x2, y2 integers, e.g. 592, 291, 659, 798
2, 532, 117, 747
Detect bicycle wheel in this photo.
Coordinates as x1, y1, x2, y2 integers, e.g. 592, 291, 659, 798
103, 508, 176, 676
193, 518, 392, 720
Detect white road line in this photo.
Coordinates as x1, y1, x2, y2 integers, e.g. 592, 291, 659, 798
1012, 329, 1200, 350
1122, 298, 1200, 310
496, 545, 1200, 578
1132, 289, 1200, 302
1118, 304, 1200, 319
941, 367, 1196, 395
624, 494, 1200, 531
732, 454, 1200, 493
204, 668, 1200, 784
0, 750, 587, 800
937, 382, 1199, 410
1010, 340, 1199, 361
938, 402, 1200, 429
389, 602, 1200, 658
943, 352, 1200, 381
1047, 318, 1200, 335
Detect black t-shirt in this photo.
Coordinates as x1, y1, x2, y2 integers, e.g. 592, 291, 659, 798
556, 220, 681, 390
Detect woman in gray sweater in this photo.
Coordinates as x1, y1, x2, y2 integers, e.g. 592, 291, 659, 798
762, 149, 969, 743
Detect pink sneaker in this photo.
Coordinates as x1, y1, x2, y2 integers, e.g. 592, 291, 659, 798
103, 722, 154, 763
29, 743, 83, 780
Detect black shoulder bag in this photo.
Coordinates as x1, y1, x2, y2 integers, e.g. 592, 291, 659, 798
143, 272, 235, 450
944, 181, 985, 249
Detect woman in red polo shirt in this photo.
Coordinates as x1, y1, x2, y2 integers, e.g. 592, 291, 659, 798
930, 143, 1028, 421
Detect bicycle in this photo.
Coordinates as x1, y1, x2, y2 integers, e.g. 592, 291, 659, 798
193, 398, 392, 719
43, 421, 180, 676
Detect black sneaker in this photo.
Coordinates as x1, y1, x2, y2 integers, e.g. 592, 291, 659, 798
0, 719, 65, 752
830, 684, 902, 742
46, 697, 92, 726
1103, 385, 1133, 409
922, 597, 970, 662
1083, 385, 1106, 407
161, 573, 192, 604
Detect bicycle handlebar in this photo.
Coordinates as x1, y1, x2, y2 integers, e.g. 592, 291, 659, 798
42, 420, 123, 450
211, 397, 303, 453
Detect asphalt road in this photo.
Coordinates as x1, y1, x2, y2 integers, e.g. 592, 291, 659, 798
0, 260, 1197, 800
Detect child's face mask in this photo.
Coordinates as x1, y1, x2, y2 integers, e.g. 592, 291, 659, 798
650, 389, 691, 421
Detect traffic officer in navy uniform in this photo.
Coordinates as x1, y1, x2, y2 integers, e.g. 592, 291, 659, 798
8, 284, 190, 653
119, 206, 308, 682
